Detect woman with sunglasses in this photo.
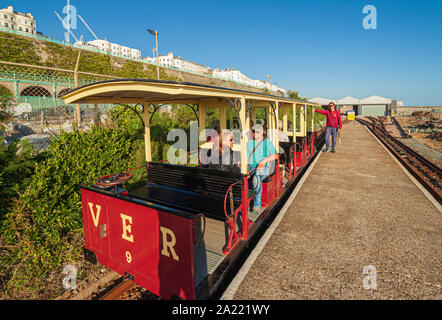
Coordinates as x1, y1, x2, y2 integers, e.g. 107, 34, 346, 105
207, 131, 240, 173
314, 102, 342, 153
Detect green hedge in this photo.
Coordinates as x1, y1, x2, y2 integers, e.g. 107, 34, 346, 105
0, 125, 137, 292
0, 30, 179, 82
0, 32, 42, 65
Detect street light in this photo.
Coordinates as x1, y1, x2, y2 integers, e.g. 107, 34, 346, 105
147, 29, 160, 80
266, 74, 272, 93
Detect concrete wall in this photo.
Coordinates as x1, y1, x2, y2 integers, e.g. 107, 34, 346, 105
396, 106, 442, 114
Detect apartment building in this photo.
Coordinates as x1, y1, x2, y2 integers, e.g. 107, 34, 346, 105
212, 68, 286, 94
0, 5, 36, 35
149, 52, 210, 74
144, 53, 287, 93
87, 39, 141, 59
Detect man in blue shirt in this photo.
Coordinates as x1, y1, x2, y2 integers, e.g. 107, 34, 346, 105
247, 125, 279, 215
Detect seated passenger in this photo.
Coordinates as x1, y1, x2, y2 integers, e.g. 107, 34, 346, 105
278, 120, 290, 143
207, 131, 240, 174
247, 125, 279, 215
278, 120, 290, 161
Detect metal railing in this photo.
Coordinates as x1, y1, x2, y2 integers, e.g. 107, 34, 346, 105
0, 26, 266, 90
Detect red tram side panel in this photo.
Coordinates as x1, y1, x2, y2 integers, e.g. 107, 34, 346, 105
81, 188, 196, 300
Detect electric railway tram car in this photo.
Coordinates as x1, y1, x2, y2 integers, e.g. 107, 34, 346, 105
61, 79, 325, 300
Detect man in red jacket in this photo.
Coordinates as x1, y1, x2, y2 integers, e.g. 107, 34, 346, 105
314, 102, 342, 153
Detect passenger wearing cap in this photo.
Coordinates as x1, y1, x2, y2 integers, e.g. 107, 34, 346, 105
314, 102, 342, 153
247, 125, 278, 216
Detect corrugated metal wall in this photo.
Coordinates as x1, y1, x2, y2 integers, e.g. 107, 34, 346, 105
361, 105, 387, 116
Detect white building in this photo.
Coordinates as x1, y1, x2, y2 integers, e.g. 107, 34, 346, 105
86, 39, 141, 59
212, 68, 286, 94
213, 69, 251, 84
310, 95, 404, 116
336, 96, 360, 113
0, 5, 36, 35
150, 52, 210, 74
358, 95, 405, 116
337, 96, 360, 106
308, 97, 336, 106
143, 52, 287, 93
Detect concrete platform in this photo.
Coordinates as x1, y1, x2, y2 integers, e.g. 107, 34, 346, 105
227, 121, 441, 300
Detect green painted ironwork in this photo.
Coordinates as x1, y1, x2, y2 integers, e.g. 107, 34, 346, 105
0, 26, 264, 90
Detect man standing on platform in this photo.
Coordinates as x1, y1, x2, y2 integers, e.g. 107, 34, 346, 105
314, 102, 342, 153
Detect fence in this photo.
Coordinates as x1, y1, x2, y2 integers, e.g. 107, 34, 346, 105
0, 26, 289, 151
395, 107, 442, 120
0, 26, 270, 92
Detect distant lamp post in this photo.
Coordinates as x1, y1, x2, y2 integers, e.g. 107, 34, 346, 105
266, 75, 272, 93
147, 29, 160, 80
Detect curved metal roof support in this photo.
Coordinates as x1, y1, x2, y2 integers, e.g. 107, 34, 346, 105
147, 104, 166, 125
147, 103, 199, 125
183, 104, 200, 124
146, 103, 200, 162
223, 98, 242, 131
120, 103, 146, 128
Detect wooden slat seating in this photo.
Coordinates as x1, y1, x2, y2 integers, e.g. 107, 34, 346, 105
131, 163, 245, 221
279, 142, 294, 165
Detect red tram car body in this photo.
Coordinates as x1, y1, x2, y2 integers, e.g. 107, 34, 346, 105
59, 79, 325, 300
81, 188, 197, 299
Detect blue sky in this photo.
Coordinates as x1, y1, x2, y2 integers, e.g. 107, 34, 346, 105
4, 0, 442, 105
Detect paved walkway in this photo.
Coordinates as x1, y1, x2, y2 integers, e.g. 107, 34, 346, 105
231, 121, 441, 300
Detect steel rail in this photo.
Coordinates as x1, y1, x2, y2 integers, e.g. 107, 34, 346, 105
99, 278, 138, 300
86, 125, 331, 301
357, 117, 442, 204
368, 117, 442, 174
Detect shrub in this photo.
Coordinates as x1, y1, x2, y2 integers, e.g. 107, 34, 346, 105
0, 125, 136, 292
0, 141, 47, 227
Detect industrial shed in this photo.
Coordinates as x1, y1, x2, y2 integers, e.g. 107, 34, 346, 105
337, 96, 360, 114
359, 95, 392, 116
308, 95, 404, 116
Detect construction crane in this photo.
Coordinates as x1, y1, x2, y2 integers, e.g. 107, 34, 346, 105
56, 0, 101, 44
54, 10, 79, 43
77, 15, 99, 41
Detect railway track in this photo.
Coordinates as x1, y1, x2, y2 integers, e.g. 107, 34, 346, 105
98, 277, 138, 300
357, 117, 442, 204
71, 117, 436, 301
74, 131, 330, 301
68, 121, 347, 301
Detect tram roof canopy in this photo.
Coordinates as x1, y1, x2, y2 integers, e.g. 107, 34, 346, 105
60, 79, 317, 106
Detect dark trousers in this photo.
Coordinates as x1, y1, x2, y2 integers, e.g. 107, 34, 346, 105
326, 127, 337, 149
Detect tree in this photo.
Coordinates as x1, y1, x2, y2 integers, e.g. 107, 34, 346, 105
287, 88, 307, 101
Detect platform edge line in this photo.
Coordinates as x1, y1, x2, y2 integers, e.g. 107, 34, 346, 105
220, 151, 324, 300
